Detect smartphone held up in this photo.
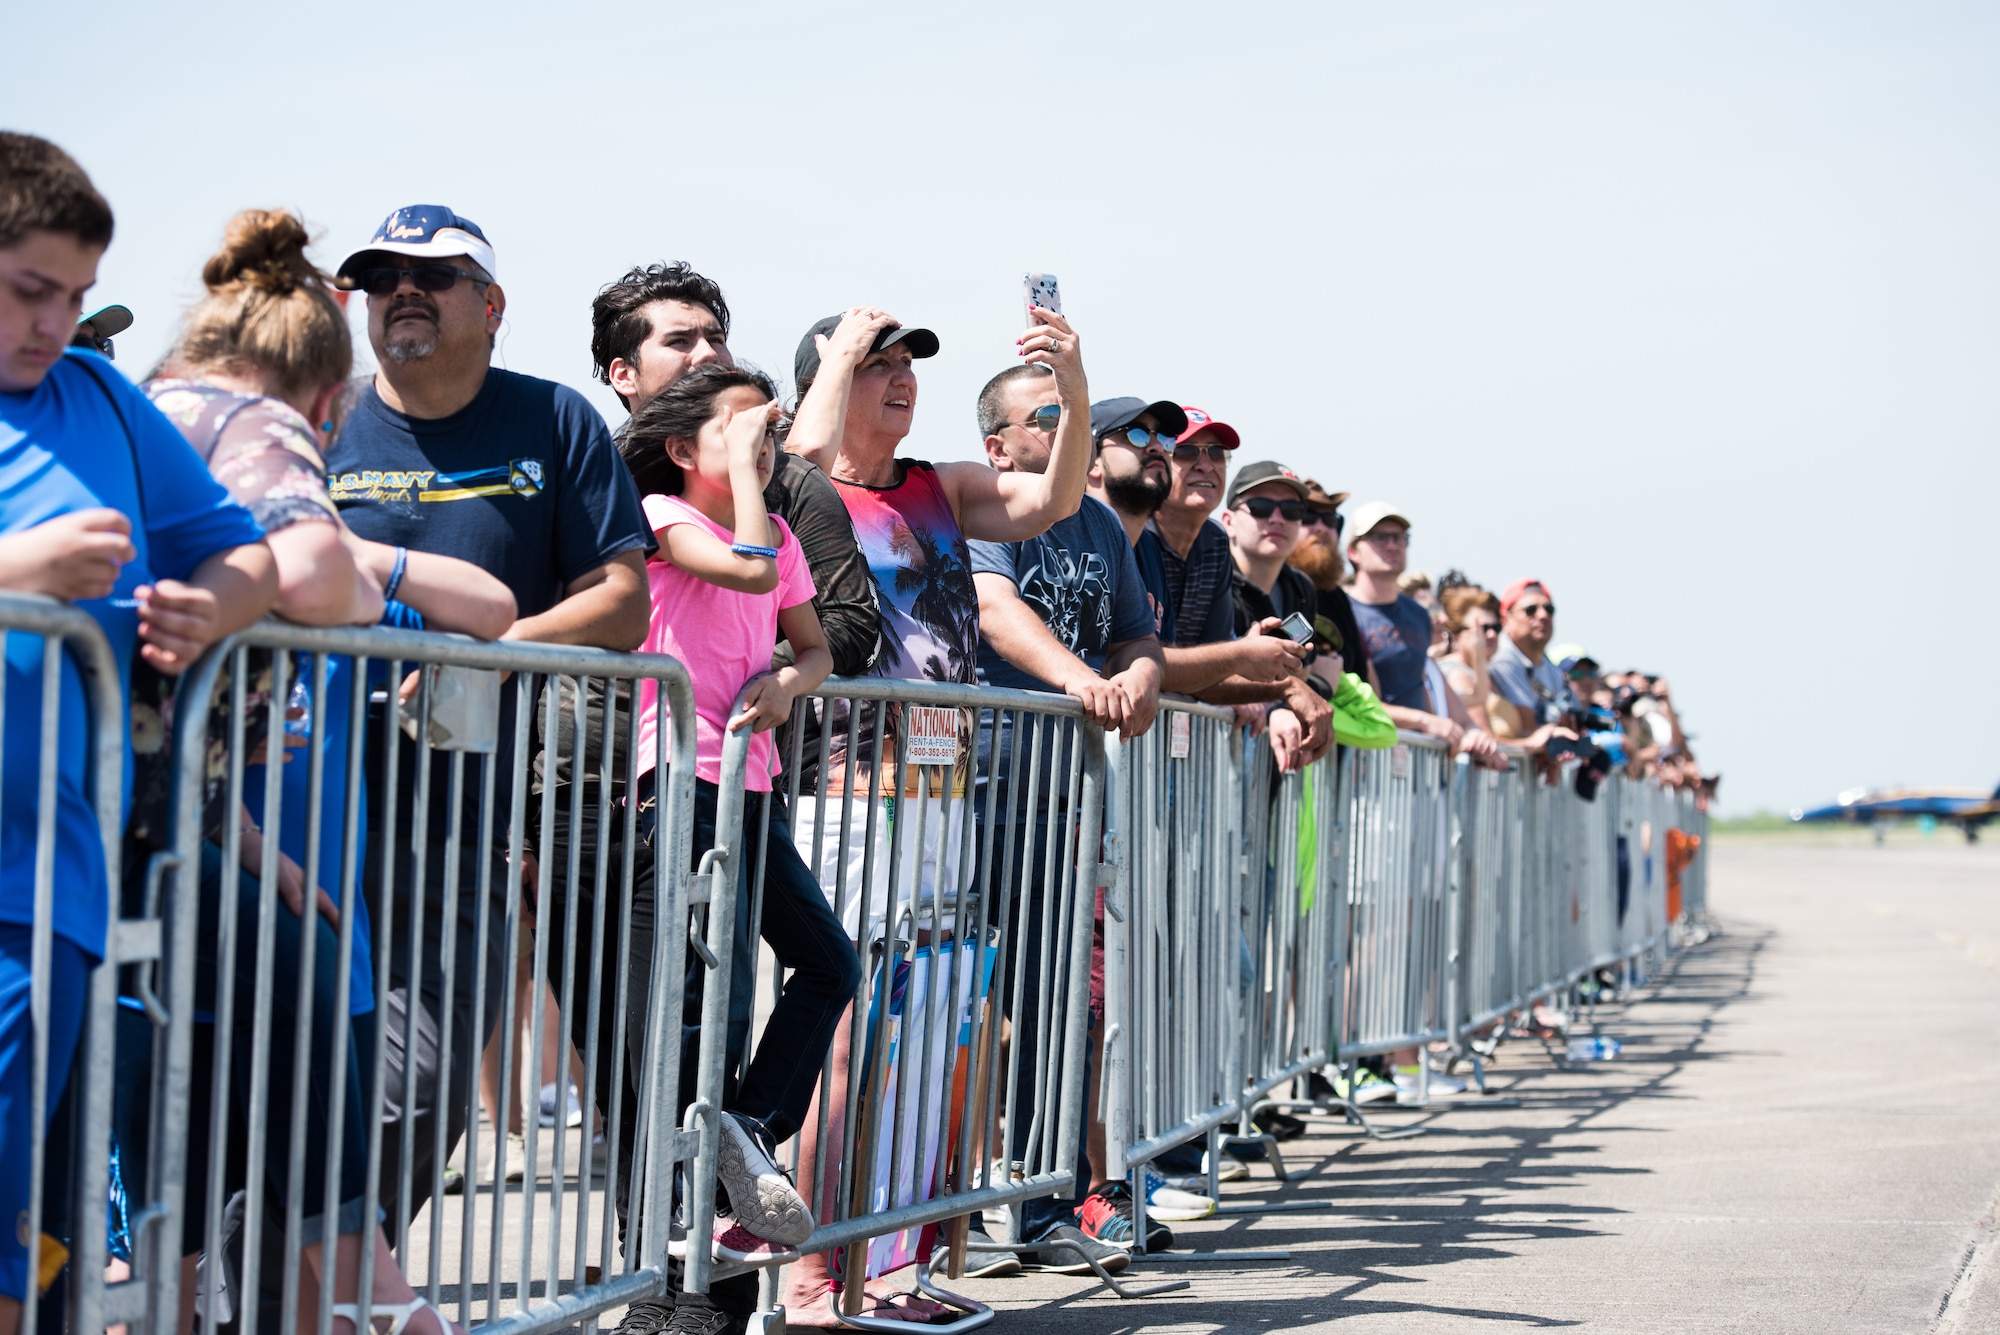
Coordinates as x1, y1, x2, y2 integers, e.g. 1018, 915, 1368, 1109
1023, 272, 1061, 325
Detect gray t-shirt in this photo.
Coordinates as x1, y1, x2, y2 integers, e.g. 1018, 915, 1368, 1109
1489, 633, 1573, 724
967, 496, 1156, 694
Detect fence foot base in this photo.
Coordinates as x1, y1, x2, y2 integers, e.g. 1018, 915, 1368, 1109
1341, 1101, 1424, 1141
745, 1306, 786, 1335
1221, 1132, 1288, 1181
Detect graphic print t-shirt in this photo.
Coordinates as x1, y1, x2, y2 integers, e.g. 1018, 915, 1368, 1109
826, 460, 979, 794
1352, 593, 1437, 711
326, 369, 651, 620
967, 497, 1156, 694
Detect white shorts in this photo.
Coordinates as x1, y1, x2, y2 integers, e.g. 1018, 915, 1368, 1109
790, 791, 975, 944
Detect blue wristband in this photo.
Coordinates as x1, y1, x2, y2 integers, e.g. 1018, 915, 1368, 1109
731, 542, 779, 559
384, 546, 409, 602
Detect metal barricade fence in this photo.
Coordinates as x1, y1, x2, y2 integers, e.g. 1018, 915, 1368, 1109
1446, 753, 1529, 1053
0, 594, 126, 1335
704, 677, 1105, 1330
132, 621, 700, 1335
1099, 700, 1243, 1186
1336, 735, 1454, 1063
1227, 733, 1343, 1171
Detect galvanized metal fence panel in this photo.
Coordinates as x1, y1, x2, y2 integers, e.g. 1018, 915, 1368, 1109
139, 622, 699, 1335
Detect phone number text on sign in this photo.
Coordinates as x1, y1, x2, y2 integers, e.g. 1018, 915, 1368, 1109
904, 705, 960, 766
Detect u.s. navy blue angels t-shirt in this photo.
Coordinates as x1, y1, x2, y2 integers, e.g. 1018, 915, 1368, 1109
326, 369, 651, 622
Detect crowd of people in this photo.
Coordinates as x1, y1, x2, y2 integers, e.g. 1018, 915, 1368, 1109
0, 131, 1712, 1335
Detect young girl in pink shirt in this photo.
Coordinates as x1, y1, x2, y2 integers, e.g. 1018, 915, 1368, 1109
619, 365, 862, 1326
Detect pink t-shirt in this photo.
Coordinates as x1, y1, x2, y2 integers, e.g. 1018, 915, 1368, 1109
635, 493, 818, 791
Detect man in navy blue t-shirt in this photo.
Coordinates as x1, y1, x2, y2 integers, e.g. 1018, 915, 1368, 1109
325, 205, 652, 1217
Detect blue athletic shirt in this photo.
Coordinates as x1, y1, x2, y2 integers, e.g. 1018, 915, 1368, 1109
0, 350, 264, 958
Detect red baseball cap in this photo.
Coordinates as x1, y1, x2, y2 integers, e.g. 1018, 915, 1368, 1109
1499, 578, 1553, 615
1176, 405, 1241, 450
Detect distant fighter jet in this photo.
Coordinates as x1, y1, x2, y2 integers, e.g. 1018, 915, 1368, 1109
1790, 782, 2000, 843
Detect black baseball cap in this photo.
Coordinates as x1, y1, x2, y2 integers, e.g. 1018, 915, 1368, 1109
1224, 460, 1311, 508
1089, 397, 1189, 439
793, 314, 940, 387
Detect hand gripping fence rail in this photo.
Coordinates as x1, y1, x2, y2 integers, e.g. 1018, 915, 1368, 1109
119, 619, 703, 1335
84, 629, 1714, 1335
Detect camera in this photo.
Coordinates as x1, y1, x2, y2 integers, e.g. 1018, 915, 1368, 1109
1544, 732, 1615, 801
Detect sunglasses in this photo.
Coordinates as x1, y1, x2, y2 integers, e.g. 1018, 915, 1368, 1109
1006, 403, 1062, 434
1360, 528, 1409, 546
353, 264, 489, 297
1172, 442, 1231, 465
1099, 426, 1176, 451
1236, 497, 1304, 522
1515, 602, 1556, 618
1302, 507, 1343, 530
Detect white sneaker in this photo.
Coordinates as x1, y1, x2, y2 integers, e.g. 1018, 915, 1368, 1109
1204, 1151, 1251, 1182
1142, 1169, 1216, 1221
1353, 1070, 1398, 1104
495, 1130, 529, 1184
1393, 1067, 1466, 1098
540, 1081, 583, 1129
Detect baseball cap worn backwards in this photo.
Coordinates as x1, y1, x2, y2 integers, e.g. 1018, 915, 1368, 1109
794, 315, 940, 387
1224, 460, 1309, 508
1342, 500, 1410, 545
1499, 577, 1552, 615
336, 205, 497, 287
1176, 405, 1241, 449
1090, 397, 1189, 439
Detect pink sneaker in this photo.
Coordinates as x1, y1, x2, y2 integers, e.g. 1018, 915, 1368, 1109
711, 1218, 801, 1267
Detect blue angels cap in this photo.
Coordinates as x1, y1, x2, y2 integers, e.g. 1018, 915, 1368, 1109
335, 205, 497, 288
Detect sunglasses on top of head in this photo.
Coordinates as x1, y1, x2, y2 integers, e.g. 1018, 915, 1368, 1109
353, 263, 490, 297
1098, 426, 1176, 451
1236, 497, 1304, 522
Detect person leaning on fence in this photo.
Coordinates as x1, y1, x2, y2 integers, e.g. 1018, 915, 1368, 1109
969, 377, 1176, 1259
323, 204, 654, 1224
128, 205, 514, 1335
1488, 577, 1574, 732
1344, 501, 1503, 767
1219, 461, 1336, 772
1103, 409, 1321, 757
0, 133, 280, 1332
615, 363, 861, 1335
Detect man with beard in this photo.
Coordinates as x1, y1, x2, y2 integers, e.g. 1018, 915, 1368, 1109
1285, 477, 1373, 689
325, 206, 653, 1223
1085, 402, 1312, 701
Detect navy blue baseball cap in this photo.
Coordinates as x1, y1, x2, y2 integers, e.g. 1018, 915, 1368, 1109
1089, 397, 1189, 439
335, 205, 498, 288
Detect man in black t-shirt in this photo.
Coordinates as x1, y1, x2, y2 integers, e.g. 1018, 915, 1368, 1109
327, 206, 654, 1221
1286, 476, 1374, 689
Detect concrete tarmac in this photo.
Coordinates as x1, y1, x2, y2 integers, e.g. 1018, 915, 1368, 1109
909, 837, 2000, 1333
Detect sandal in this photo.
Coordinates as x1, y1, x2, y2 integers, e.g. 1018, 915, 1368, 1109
331, 1296, 460, 1335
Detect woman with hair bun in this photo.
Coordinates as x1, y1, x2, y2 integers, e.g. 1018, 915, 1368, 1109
125, 209, 507, 1335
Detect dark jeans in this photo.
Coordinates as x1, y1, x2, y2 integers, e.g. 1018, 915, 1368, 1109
113, 841, 372, 1253
539, 775, 860, 1217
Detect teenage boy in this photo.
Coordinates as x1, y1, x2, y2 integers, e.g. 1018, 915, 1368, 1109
0, 133, 274, 1332
1218, 462, 1334, 771
327, 205, 655, 1220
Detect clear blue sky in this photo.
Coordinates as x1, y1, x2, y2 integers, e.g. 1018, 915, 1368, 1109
9, 1, 1996, 815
